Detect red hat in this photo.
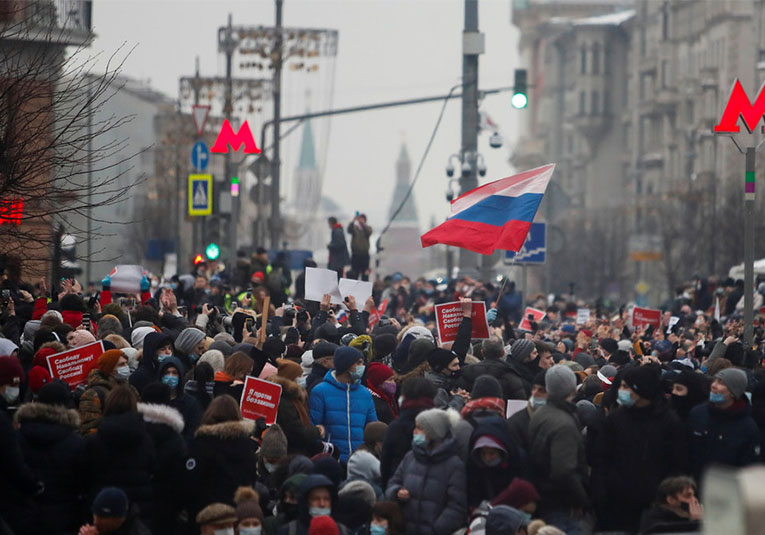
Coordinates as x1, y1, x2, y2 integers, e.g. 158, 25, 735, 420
0, 355, 24, 386
97, 349, 124, 376
491, 478, 540, 509
308, 516, 339, 535
581, 329, 593, 337
33, 347, 58, 369
251, 271, 265, 283
366, 362, 394, 388
61, 310, 83, 330
28, 365, 52, 393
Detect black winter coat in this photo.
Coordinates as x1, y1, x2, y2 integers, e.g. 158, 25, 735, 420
268, 375, 322, 456
183, 419, 258, 518
460, 358, 528, 400
130, 332, 172, 395
466, 416, 522, 507
591, 399, 687, 532
81, 412, 157, 525
14, 402, 84, 535
379, 401, 433, 487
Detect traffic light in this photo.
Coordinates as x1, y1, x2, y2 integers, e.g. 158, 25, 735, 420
231, 176, 240, 197
193, 254, 205, 265
205, 242, 220, 260
512, 69, 528, 109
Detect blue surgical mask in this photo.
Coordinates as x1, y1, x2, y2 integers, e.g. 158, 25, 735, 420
3, 385, 19, 403
115, 365, 131, 380
710, 392, 726, 404
162, 375, 179, 389
370, 524, 387, 535
522, 512, 532, 523
189, 353, 199, 363
617, 389, 635, 407
530, 395, 547, 409
239, 528, 262, 535
157, 352, 172, 363
412, 433, 427, 447
350, 365, 365, 382
297, 376, 307, 388
309, 506, 331, 517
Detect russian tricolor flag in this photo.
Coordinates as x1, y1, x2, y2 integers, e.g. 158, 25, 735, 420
421, 164, 554, 255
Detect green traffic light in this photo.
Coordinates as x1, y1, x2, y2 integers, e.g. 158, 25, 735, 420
511, 92, 528, 109
205, 242, 220, 260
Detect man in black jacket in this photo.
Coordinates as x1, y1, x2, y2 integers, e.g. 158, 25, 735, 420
460, 336, 527, 400
639, 476, 703, 534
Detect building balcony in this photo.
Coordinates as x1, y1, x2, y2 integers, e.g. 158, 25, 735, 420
0, 1, 92, 47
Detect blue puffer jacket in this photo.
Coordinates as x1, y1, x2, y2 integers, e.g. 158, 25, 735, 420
309, 370, 378, 461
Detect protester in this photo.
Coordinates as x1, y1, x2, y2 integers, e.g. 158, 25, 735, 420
347, 213, 372, 281
327, 217, 350, 276
78, 486, 150, 535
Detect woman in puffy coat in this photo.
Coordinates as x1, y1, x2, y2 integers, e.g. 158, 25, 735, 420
385, 408, 466, 535
183, 394, 258, 521
14, 381, 84, 535
81, 385, 157, 528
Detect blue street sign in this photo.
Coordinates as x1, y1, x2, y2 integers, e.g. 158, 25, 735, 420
505, 222, 546, 264
191, 141, 210, 171
188, 174, 212, 216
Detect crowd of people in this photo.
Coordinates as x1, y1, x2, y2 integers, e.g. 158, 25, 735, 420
1, 248, 764, 535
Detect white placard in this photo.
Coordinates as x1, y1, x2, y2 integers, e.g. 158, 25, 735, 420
576, 308, 590, 325
304, 267, 343, 304
338, 279, 373, 307
506, 399, 528, 418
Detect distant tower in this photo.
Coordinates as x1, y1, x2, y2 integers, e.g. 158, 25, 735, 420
378, 143, 425, 278
292, 117, 320, 213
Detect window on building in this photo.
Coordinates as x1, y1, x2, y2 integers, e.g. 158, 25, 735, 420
591, 91, 599, 115
604, 47, 611, 74
661, 60, 669, 88
592, 43, 601, 75
662, 1, 670, 40
579, 91, 586, 115
580, 45, 587, 74
604, 90, 610, 114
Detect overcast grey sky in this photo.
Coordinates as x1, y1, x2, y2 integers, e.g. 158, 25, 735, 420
91, 0, 522, 233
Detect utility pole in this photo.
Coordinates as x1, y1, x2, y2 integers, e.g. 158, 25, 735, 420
270, 0, 284, 250
459, 0, 483, 273
221, 15, 237, 263
191, 57, 201, 255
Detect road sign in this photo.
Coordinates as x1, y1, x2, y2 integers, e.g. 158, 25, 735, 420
191, 141, 210, 171
188, 174, 212, 216
191, 105, 210, 136
504, 222, 546, 264
250, 154, 271, 179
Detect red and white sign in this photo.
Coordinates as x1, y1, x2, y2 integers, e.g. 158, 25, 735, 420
434, 301, 490, 344
46, 341, 104, 389
368, 298, 389, 329
518, 307, 545, 332
714, 79, 765, 134
191, 104, 210, 136
211, 119, 261, 154
632, 306, 661, 331
240, 376, 282, 424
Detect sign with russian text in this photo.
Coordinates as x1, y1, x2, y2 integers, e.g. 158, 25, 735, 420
518, 307, 545, 332
632, 306, 661, 331
240, 375, 282, 424
434, 301, 490, 343
46, 341, 104, 389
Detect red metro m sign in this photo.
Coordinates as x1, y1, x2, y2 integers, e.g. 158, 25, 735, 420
211, 119, 262, 154
714, 79, 765, 134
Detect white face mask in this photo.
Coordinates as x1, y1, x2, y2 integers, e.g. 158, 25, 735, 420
115, 365, 131, 380
3, 385, 19, 403
239, 528, 262, 535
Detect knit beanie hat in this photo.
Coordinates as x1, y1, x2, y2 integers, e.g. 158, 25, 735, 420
716, 368, 748, 400
260, 423, 288, 459
600, 338, 619, 355
406, 338, 435, 370
0, 355, 23, 386
338, 479, 376, 509
37, 380, 71, 406
373, 333, 397, 358
285, 344, 304, 361
471, 375, 503, 399
199, 350, 225, 374
363, 421, 388, 445
70, 329, 97, 349
313, 342, 339, 361
533, 370, 547, 388
130, 326, 156, 350
311, 456, 342, 488
28, 366, 52, 394
366, 362, 394, 388
234, 486, 264, 523
264, 337, 287, 359
333, 346, 363, 375
545, 364, 577, 401
349, 335, 374, 361
208, 340, 233, 358
91, 486, 129, 517
491, 478, 540, 508
308, 516, 339, 535
427, 348, 456, 373
597, 364, 618, 387
174, 328, 205, 356
415, 408, 451, 442
574, 352, 596, 369
277, 358, 303, 381
622, 365, 661, 400
486, 505, 529, 535
196, 503, 237, 526
617, 339, 633, 352
511, 339, 535, 362
610, 350, 632, 367
97, 349, 123, 376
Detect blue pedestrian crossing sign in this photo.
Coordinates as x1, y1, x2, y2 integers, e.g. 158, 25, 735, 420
191, 141, 210, 171
505, 222, 546, 264
188, 174, 212, 216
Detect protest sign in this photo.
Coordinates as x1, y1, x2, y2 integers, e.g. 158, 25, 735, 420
576, 308, 590, 325
518, 307, 545, 332
105, 265, 146, 294
338, 278, 373, 306
305, 267, 343, 304
368, 298, 389, 329
667, 316, 680, 334
434, 301, 490, 344
506, 400, 527, 418
632, 306, 661, 330
240, 376, 282, 424
46, 341, 105, 388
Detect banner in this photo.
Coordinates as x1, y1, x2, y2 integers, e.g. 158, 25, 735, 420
105, 265, 146, 294
434, 301, 490, 343
240, 376, 282, 424
46, 341, 105, 388
518, 307, 545, 332
632, 306, 661, 330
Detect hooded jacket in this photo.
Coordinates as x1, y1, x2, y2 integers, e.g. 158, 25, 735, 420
278, 474, 349, 535
14, 402, 84, 534
384, 433, 467, 535
158, 357, 202, 438
379, 397, 434, 487
466, 416, 522, 508
309, 370, 378, 462
129, 331, 170, 395
269, 374, 322, 456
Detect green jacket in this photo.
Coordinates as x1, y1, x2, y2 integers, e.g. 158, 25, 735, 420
347, 220, 372, 255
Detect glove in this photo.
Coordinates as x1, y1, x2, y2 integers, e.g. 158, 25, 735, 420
140, 275, 150, 292
487, 308, 498, 323
101, 275, 111, 291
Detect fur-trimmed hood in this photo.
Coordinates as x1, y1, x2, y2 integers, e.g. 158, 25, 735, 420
194, 419, 254, 439
137, 402, 185, 434
268, 374, 303, 400
15, 402, 79, 428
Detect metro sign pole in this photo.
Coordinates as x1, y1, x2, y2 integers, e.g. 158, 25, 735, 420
713, 79, 765, 348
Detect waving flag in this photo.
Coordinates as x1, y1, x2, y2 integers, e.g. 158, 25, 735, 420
421, 164, 555, 255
